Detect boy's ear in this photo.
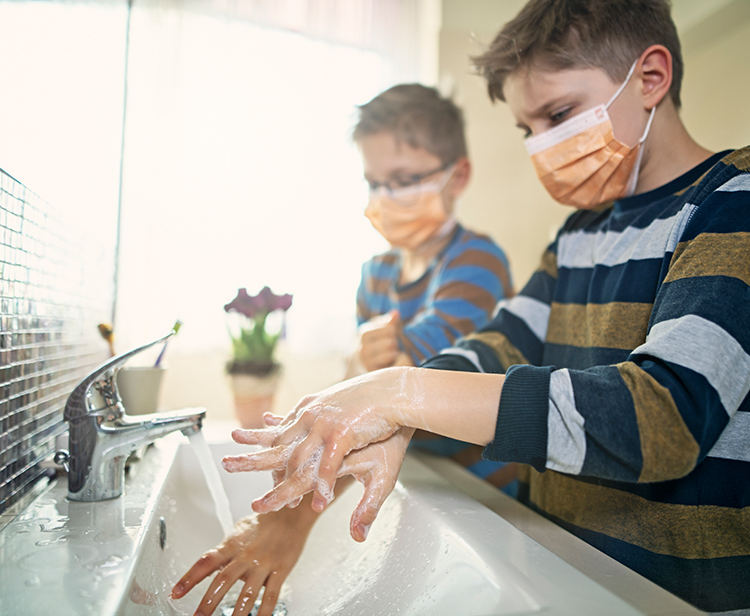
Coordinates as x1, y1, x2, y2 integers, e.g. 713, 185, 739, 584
638, 44, 673, 111
448, 156, 471, 198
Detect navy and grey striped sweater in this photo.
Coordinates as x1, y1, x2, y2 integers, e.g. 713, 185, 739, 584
423, 148, 750, 613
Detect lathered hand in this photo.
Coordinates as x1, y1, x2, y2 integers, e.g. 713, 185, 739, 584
222, 368, 413, 515
224, 425, 414, 542
337, 427, 415, 541
223, 366, 503, 525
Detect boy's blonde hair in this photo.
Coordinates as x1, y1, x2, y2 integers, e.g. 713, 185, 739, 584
473, 0, 684, 108
352, 84, 467, 165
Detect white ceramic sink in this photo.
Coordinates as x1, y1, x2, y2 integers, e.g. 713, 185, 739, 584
0, 431, 704, 616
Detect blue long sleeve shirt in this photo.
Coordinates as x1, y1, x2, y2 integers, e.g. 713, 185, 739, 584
357, 224, 513, 364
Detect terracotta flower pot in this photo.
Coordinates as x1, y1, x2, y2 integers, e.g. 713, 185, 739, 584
229, 369, 281, 429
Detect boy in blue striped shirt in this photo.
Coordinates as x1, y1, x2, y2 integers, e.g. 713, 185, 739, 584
233, 1, 750, 613
347, 84, 516, 488
347, 84, 513, 375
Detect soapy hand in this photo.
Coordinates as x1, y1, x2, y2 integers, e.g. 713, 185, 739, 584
222, 366, 503, 536
337, 427, 415, 541
171, 509, 311, 616
222, 368, 420, 518
225, 423, 414, 542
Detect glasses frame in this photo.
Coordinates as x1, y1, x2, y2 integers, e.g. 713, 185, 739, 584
367, 160, 456, 201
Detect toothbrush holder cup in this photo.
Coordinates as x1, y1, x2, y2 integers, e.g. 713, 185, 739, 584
117, 366, 167, 415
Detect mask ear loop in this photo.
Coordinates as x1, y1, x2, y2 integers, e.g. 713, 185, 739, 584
434, 163, 460, 240
625, 105, 657, 196
605, 59, 640, 109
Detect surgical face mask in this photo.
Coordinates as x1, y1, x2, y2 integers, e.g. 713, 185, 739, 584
525, 59, 656, 209
365, 166, 457, 250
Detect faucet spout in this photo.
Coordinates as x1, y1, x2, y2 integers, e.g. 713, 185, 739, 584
59, 328, 207, 502
100, 408, 206, 456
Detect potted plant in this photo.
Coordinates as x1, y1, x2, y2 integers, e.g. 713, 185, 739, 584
224, 286, 293, 428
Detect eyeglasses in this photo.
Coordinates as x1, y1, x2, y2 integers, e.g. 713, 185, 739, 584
367, 161, 455, 205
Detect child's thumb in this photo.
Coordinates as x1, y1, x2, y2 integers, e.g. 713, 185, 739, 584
388, 309, 400, 324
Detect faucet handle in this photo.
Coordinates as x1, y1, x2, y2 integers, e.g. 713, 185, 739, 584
64, 327, 178, 423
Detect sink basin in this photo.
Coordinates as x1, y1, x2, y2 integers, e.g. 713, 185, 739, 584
0, 431, 704, 616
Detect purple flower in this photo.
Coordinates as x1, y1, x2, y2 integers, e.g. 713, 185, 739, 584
224, 287, 293, 319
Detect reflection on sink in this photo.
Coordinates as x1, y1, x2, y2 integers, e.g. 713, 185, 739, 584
0, 434, 702, 616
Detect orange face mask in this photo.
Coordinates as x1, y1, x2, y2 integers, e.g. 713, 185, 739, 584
365, 168, 456, 250
525, 59, 656, 209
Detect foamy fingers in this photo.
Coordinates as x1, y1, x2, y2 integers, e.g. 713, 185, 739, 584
221, 444, 288, 473
231, 428, 278, 446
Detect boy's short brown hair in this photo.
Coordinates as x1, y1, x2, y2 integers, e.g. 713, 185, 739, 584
473, 0, 684, 108
352, 84, 467, 165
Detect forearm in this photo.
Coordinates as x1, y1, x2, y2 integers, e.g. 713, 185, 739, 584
378, 366, 504, 446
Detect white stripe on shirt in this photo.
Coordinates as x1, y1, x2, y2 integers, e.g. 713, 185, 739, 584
633, 315, 750, 416
438, 347, 484, 372
501, 295, 550, 343
715, 174, 750, 192
707, 411, 750, 462
557, 204, 694, 269
547, 369, 587, 474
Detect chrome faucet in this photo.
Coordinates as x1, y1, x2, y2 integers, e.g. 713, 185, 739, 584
56, 327, 206, 502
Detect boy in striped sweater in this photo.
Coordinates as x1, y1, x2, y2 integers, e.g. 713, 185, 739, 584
347, 83, 516, 488
233, 0, 750, 613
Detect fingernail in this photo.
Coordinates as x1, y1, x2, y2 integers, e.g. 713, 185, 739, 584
355, 523, 371, 541
312, 497, 326, 512
171, 583, 183, 598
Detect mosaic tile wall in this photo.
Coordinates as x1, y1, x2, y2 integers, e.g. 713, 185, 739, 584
0, 168, 114, 514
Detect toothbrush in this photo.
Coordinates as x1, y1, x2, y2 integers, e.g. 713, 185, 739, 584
98, 323, 116, 357
154, 320, 182, 367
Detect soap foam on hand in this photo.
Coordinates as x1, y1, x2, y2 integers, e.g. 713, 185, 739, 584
221, 367, 437, 525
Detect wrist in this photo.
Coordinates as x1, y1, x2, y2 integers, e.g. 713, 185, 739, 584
371, 366, 421, 428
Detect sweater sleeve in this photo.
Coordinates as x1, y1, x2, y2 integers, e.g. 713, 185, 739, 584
399, 233, 513, 363
422, 243, 557, 373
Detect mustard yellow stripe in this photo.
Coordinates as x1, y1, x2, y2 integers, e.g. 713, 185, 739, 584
527, 469, 750, 559
464, 331, 530, 368
617, 362, 699, 482
538, 249, 558, 280
667, 232, 750, 288
723, 148, 750, 172
546, 302, 651, 350
517, 463, 532, 484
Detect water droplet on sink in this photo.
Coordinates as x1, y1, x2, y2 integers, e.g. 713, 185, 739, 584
35, 537, 67, 547
25, 576, 41, 587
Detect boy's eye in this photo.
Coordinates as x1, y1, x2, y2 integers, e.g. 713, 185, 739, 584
549, 108, 572, 125
393, 176, 420, 188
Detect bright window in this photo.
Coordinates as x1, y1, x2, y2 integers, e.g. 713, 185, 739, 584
116, 8, 399, 359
